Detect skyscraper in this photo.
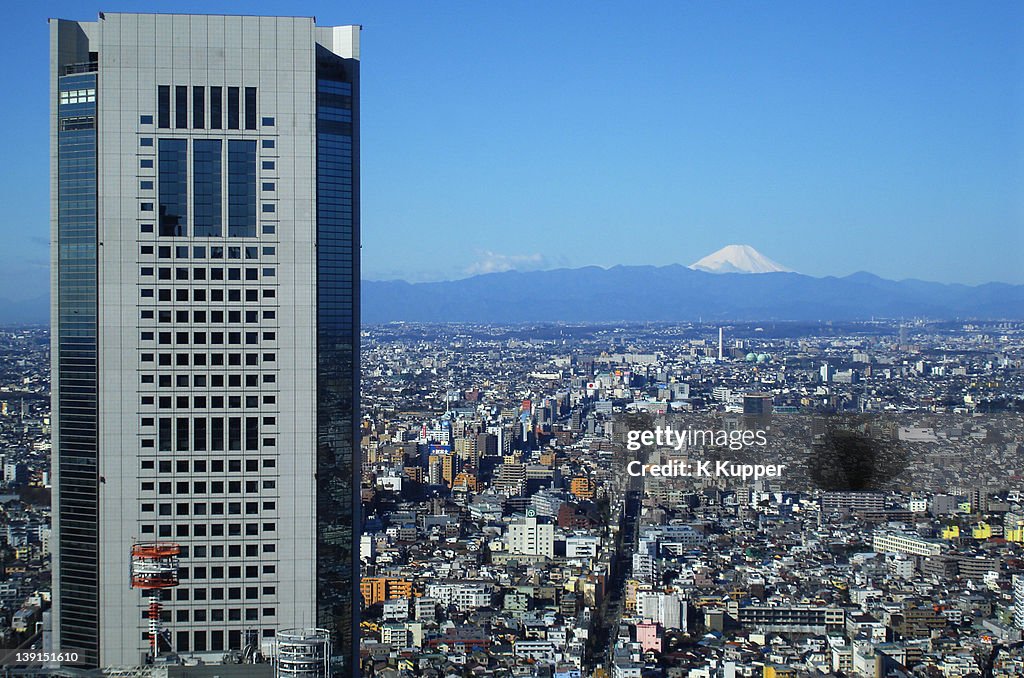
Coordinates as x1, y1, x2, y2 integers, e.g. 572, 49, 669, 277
50, 13, 360, 670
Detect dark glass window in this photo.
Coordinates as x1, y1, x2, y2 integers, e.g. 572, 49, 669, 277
193, 86, 205, 129
211, 417, 224, 451
56, 71, 100, 663
227, 87, 240, 129
315, 65, 358, 656
158, 85, 170, 127
141, 114, 153, 125
158, 139, 187, 236
158, 418, 172, 451
262, 117, 275, 126
228, 417, 242, 451
176, 417, 190, 451
245, 417, 259, 450
194, 139, 222, 237
244, 87, 257, 130
210, 86, 222, 129
227, 140, 256, 237
175, 86, 187, 129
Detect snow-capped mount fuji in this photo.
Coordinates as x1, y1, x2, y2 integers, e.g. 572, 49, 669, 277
689, 244, 793, 274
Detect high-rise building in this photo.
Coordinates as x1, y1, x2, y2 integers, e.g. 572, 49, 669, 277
50, 13, 360, 670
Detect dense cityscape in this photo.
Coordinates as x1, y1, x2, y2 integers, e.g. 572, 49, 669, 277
2, 320, 1024, 675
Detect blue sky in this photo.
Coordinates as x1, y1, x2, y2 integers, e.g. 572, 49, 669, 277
3, 1, 1021, 300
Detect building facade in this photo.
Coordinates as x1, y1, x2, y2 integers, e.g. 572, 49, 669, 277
50, 13, 360, 669
507, 513, 555, 558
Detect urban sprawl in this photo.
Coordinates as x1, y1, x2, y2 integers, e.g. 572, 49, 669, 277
1, 321, 1024, 677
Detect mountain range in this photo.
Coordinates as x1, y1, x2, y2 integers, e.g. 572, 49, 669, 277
363, 260, 1024, 323
3, 246, 1022, 325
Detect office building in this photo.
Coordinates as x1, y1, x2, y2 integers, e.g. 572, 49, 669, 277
50, 13, 360, 669
507, 512, 555, 558
872, 532, 944, 558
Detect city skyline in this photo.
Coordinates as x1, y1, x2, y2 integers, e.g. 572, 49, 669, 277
1, 0, 1022, 309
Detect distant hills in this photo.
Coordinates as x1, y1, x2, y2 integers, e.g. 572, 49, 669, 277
3, 265, 1021, 326
362, 266, 1024, 323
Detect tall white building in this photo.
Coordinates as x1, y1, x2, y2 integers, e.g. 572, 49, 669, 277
50, 13, 360, 670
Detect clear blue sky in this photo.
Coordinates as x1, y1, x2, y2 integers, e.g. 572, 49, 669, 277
3, 1, 1022, 300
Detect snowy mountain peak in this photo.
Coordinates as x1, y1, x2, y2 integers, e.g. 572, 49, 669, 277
689, 244, 792, 274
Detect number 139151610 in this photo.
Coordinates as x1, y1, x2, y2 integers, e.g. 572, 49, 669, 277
6, 651, 81, 664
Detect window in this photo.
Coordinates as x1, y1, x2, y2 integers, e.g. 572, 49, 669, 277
59, 88, 95, 105
262, 160, 275, 170
228, 418, 242, 451
141, 114, 153, 125
176, 418, 189, 451
245, 87, 257, 130
193, 86, 205, 129
141, 158, 154, 168
245, 418, 259, 450
194, 139, 222, 237
158, 85, 170, 128
261, 139, 275, 149
227, 87, 240, 129
158, 139, 187, 236
158, 418, 171, 452
228, 140, 257, 237
140, 137, 153, 147
140, 180, 153, 190
192, 417, 206, 454
262, 116, 275, 126
210, 86, 222, 129
262, 183, 275, 191
175, 86, 188, 129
